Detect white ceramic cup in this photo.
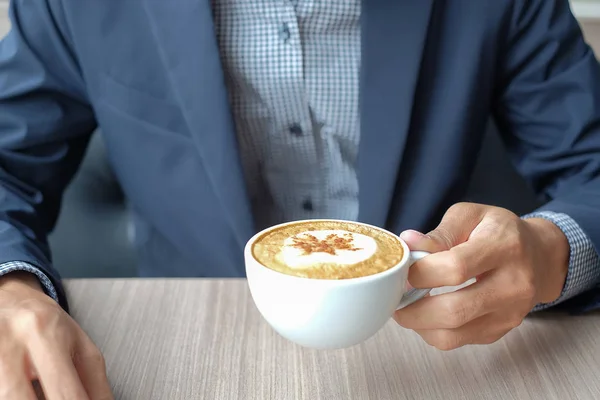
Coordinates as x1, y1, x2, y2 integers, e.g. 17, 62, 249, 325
245, 219, 431, 349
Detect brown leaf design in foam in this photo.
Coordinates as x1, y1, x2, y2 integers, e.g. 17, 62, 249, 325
290, 233, 362, 256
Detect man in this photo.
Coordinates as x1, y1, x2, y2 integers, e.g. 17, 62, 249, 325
0, 0, 599, 397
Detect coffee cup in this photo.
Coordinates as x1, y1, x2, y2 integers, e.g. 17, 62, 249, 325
245, 219, 431, 349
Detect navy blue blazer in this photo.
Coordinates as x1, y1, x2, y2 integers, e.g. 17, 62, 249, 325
0, 0, 599, 310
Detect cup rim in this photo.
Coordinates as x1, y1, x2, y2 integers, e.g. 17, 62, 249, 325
245, 219, 411, 285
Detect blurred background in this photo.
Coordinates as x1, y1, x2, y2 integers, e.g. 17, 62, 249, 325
1, 0, 600, 279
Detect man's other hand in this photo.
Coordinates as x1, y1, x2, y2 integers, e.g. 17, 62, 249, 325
0, 272, 113, 399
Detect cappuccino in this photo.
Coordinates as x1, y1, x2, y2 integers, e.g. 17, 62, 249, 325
251, 220, 404, 279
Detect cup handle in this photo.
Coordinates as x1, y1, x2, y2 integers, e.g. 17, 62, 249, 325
396, 251, 431, 310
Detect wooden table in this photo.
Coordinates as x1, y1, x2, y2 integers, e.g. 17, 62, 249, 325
65, 279, 600, 400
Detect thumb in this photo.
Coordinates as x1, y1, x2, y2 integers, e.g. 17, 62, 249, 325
400, 203, 487, 253
399, 229, 448, 253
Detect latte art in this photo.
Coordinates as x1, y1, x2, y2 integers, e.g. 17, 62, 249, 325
252, 220, 405, 280
280, 230, 377, 269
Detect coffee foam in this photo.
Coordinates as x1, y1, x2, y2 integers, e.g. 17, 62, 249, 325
252, 220, 404, 280
279, 230, 377, 269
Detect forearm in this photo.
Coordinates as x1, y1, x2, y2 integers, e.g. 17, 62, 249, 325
0, 0, 97, 312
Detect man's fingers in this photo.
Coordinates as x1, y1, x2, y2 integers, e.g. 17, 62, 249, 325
0, 347, 37, 400
400, 203, 488, 254
412, 311, 522, 351
74, 332, 113, 400
28, 333, 89, 400
394, 272, 504, 330
407, 238, 498, 288
429, 203, 487, 247
398, 230, 445, 254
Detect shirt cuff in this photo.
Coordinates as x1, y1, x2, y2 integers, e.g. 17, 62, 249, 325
0, 261, 59, 302
522, 211, 600, 311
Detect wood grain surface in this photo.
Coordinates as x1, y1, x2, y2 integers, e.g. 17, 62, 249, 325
65, 279, 600, 400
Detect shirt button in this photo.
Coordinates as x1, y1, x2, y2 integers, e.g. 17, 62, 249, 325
302, 199, 314, 211
289, 123, 303, 136
280, 23, 291, 43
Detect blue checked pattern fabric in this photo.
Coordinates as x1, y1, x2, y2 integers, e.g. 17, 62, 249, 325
212, 0, 361, 230
1, 1, 599, 310
524, 212, 600, 310
0, 261, 58, 301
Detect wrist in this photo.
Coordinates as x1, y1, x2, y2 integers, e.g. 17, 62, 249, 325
524, 218, 570, 304
0, 271, 44, 295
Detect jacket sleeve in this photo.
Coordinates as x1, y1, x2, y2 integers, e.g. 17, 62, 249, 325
494, 0, 600, 312
0, 0, 96, 309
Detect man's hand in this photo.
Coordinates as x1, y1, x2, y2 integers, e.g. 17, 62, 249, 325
0, 272, 113, 399
394, 202, 570, 351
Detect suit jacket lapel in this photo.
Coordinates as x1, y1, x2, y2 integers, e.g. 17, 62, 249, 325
359, 0, 435, 227
142, 0, 254, 246
141, 0, 435, 238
